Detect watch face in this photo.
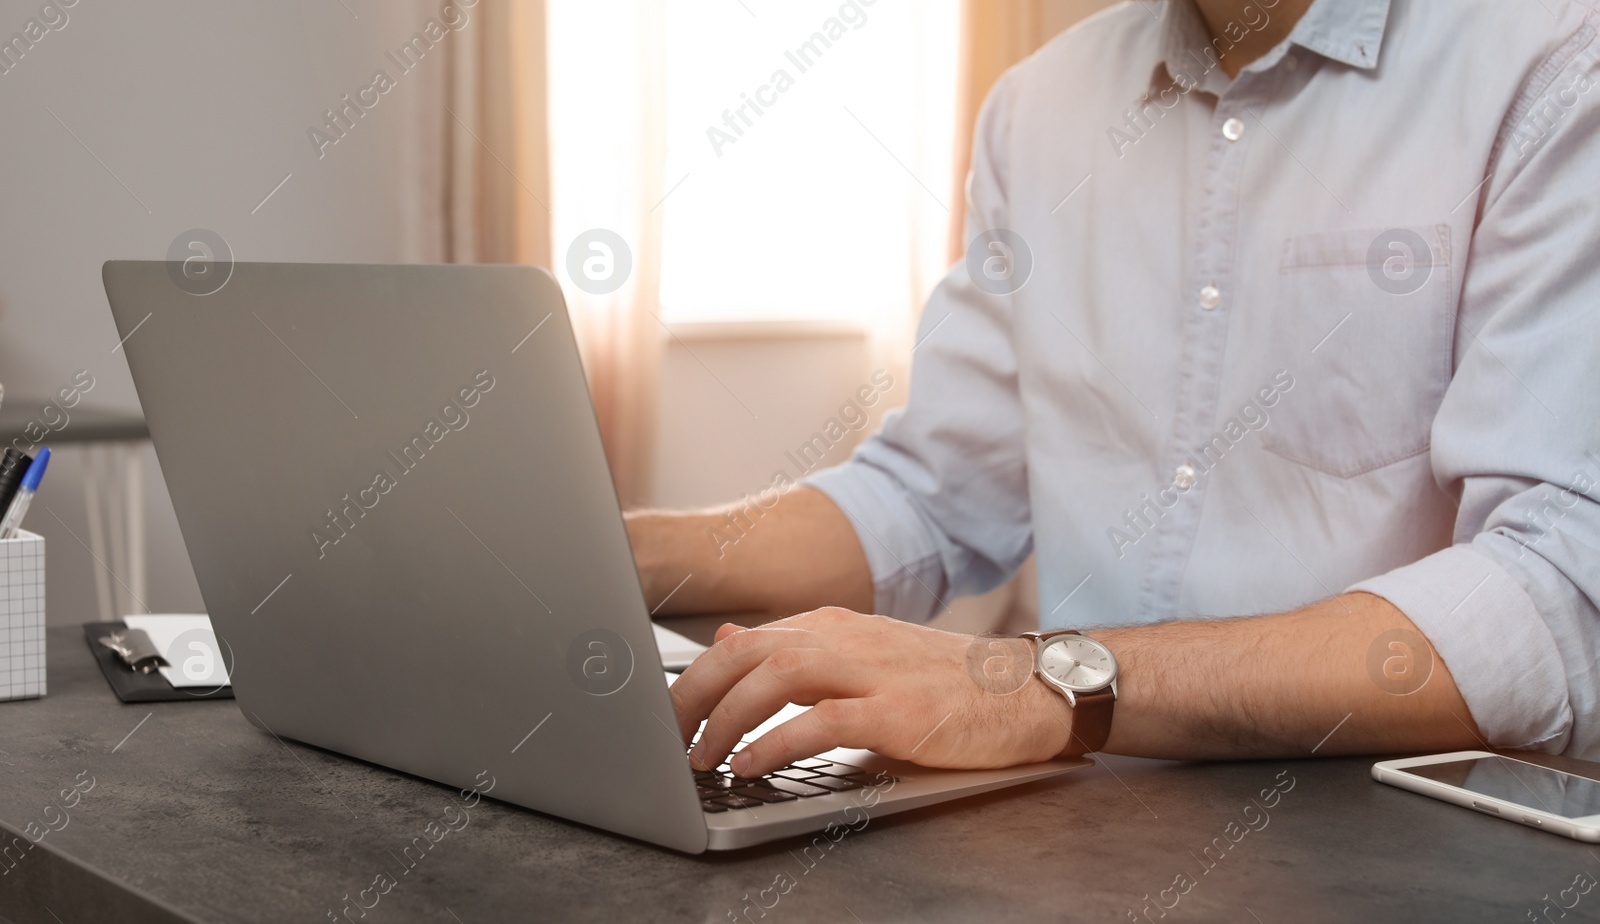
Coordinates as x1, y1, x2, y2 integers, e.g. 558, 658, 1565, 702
1039, 636, 1116, 692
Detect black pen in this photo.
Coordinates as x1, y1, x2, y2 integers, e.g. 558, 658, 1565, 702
0, 449, 32, 521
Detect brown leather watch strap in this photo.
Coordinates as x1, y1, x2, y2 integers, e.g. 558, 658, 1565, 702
1022, 629, 1116, 754
1066, 689, 1115, 754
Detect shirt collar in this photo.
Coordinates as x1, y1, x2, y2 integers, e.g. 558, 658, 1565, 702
1151, 0, 1392, 93
1288, 0, 1391, 70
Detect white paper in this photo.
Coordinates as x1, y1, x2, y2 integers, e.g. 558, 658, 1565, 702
653, 622, 708, 671
123, 614, 232, 689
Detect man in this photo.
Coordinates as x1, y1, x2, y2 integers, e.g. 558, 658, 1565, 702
629, 0, 1600, 779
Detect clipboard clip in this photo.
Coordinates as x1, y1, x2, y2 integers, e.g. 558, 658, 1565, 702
98, 628, 170, 675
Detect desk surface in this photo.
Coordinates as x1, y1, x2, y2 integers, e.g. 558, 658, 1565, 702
3, 621, 1597, 924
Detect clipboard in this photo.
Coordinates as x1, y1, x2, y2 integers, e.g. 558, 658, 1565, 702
84, 622, 234, 703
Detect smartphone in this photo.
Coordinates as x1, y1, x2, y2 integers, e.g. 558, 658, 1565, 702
1373, 751, 1600, 842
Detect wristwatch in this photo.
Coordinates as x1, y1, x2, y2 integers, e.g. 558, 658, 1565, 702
1021, 629, 1118, 754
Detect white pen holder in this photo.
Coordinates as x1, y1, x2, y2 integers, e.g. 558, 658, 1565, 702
0, 530, 45, 701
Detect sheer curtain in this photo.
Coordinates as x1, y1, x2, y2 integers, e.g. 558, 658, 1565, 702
447, 0, 551, 267
400, 0, 551, 267
399, 0, 657, 504
544, 0, 667, 507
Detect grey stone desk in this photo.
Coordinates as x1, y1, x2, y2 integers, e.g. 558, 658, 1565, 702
3, 620, 1598, 924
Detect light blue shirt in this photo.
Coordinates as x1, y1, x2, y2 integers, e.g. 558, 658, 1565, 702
809, 0, 1600, 755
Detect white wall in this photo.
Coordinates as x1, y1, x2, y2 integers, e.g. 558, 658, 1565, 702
649, 323, 886, 509
0, 0, 444, 624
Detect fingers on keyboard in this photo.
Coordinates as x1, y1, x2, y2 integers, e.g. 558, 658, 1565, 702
697, 754, 885, 812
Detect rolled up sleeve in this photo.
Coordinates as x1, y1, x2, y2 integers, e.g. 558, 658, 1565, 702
806, 459, 952, 622
1350, 542, 1573, 751
1350, 38, 1600, 755
806, 69, 1034, 622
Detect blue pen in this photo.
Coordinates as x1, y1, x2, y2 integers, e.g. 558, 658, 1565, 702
0, 447, 50, 540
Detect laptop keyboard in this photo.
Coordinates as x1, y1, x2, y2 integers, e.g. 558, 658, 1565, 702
691, 737, 891, 813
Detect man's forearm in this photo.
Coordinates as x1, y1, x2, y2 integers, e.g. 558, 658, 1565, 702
1094, 592, 1484, 759
626, 486, 874, 618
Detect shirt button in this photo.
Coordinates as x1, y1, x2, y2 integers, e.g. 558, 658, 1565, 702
1222, 117, 1245, 141
1198, 285, 1221, 310
1174, 465, 1197, 489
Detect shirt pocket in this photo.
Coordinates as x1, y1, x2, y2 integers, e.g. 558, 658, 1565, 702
1260, 225, 1454, 478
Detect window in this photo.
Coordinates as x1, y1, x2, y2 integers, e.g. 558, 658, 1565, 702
548, 0, 961, 326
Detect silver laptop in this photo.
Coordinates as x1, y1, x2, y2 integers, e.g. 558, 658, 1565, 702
102, 261, 1089, 852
